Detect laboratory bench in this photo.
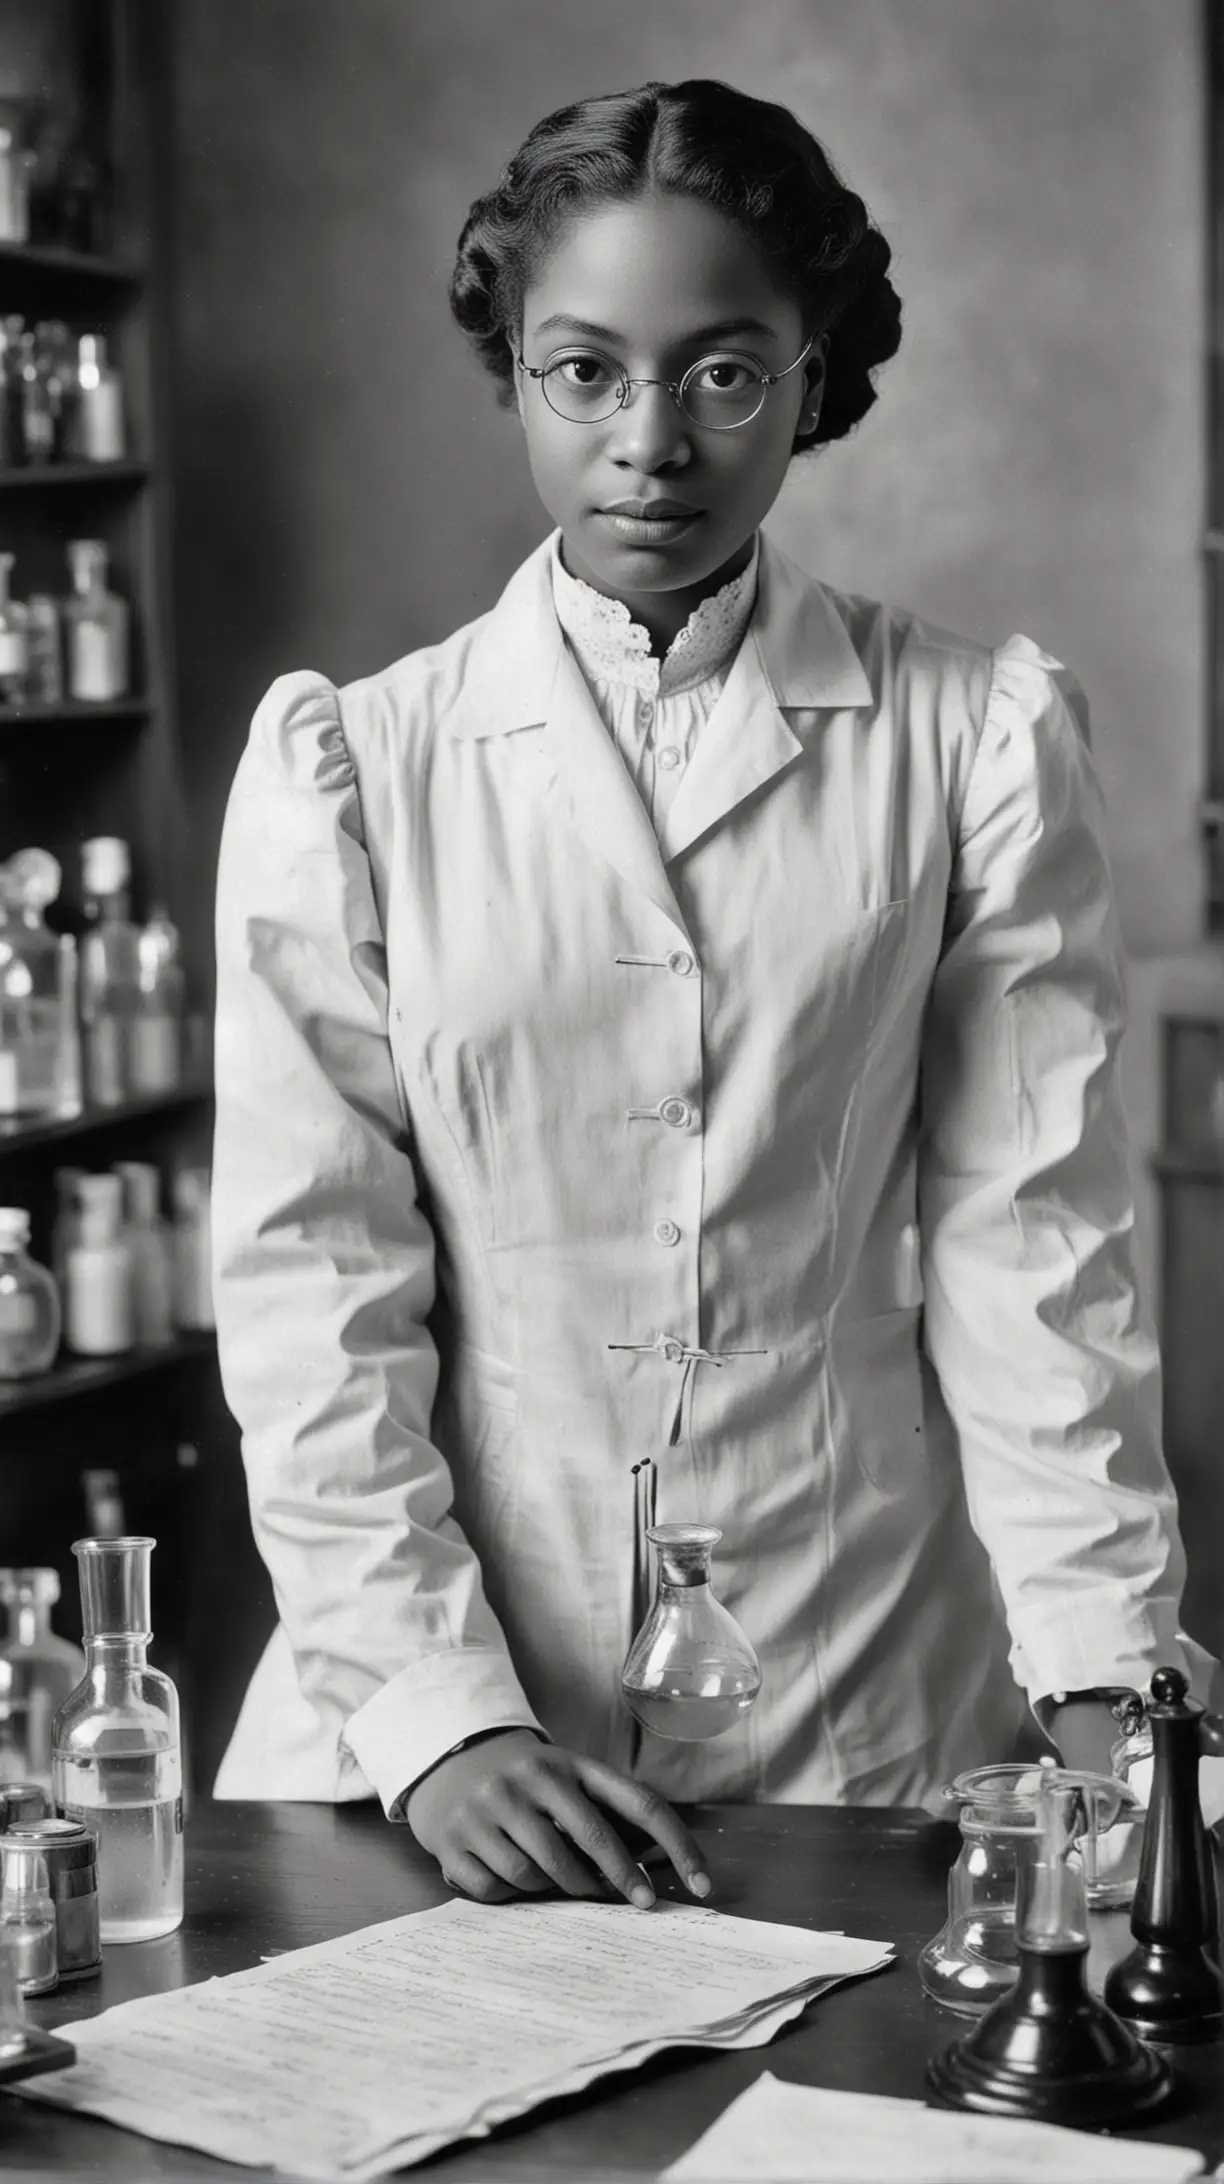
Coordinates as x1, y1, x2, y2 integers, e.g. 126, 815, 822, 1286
2, 1799, 1222, 2179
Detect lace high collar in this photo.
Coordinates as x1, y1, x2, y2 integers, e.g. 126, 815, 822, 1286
551, 536, 760, 699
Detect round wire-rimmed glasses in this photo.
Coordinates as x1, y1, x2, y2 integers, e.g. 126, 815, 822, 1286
515, 331, 818, 431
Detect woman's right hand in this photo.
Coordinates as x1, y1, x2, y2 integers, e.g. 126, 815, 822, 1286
404, 1728, 713, 1907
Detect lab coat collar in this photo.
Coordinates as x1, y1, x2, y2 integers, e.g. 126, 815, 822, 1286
445, 529, 873, 932
447, 528, 873, 736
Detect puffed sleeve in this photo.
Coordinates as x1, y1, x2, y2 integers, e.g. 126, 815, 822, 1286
917, 637, 1219, 1711
212, 672, 543, 1811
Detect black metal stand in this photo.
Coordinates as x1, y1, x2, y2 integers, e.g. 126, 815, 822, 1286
927, 1938, 1173, 2128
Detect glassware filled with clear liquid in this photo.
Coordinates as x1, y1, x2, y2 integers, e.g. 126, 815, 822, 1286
622, 1523, 761, 1741
51, 1535, 183, 1942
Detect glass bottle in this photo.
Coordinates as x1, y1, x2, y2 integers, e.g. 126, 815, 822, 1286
0, 1906, 33, 2056
0, 320, 24, 469
64, 1173, 133, 1357
0, 848, 81, 1121
0, 551, 28, 700
35, 321, 77, 462
0, 1573, 85, 1792
51, 1536, 184, 1944
621, 1523, 762, 1740
24, 593, 64, 705
113, 1162, 173, 1346
0, 1843, 57, 1995
0, 1211, 61, 1381
130, 905, 185, 1095
75, 335, 125, 464
64, 539, 129, 702
0, 128, 34, 246
79, 835, 139, 1106
17, 330, 52, 466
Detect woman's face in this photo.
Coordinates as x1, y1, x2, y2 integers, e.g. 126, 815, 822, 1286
515, 191, 824, 612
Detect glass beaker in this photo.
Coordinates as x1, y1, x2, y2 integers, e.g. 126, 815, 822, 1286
621, 1523, 761, 1741
918, 1764, 1138, 2015
51, 1537, 183, 1943
0, 1571, 84, 1790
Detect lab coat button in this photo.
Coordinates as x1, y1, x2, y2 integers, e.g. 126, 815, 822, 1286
657, 745, 682, 772
668, 950, 696, 978
659, 1097, 692, 1129
653, 1219, 681, 1247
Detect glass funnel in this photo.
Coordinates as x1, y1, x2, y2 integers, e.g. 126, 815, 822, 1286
918, 1763, 1139, 2015
621, 1524, 761, 1742
51, 1537, 183, 1943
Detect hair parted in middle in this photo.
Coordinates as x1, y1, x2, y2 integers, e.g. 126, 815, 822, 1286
449, 77, 902, 456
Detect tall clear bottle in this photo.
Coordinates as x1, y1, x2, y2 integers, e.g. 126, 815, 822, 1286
51, 1537, 183, 1943
0, 849, 81, 1121
131, 905, 185, 1094
63, 539, 129, 702
79, 836, 139, 1106
0, 1573, 85, 1793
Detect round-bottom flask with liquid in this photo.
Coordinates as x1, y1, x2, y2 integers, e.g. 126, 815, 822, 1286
621, 1523, 761, 1741
918, 1764, 1139, 2016
51, 1536, 183, 1943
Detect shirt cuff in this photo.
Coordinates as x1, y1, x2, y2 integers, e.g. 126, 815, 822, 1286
1010, 1599, 1221, 1720
339, 1647, 546, 1819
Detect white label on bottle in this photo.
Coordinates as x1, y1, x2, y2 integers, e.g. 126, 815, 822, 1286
71, 624, 122, 703
0, 1052, 17, 1113
130, 1016, 181, 1095
0, 629, 27, 677
80, 386, 125, 465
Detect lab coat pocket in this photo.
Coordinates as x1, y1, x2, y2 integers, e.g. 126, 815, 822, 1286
826, 1303, 927, 1497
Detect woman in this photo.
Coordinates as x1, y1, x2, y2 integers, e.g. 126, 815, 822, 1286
212, 79, 1215, 1907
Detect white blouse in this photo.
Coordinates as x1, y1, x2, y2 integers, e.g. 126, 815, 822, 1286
550, 538, 759, 853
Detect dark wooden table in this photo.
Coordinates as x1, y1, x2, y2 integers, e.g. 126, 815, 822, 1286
2, 1800, 1221, 2179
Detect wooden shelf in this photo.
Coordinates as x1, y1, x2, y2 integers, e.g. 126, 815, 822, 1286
0, 461, 149, 490
0, 241, 143, 285
0, 1078, 212, 1154
1150, 1150, 1224, 1183
0, 698, 151, 728
0, 1329, 216, 1420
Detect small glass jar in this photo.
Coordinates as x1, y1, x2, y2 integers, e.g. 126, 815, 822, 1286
918, 1764, 1139, 2015
0, 1841, 56, 1995
0, 1211, 60, 1379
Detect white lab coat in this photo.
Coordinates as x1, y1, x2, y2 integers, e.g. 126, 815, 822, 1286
211, 530, 1207, 1815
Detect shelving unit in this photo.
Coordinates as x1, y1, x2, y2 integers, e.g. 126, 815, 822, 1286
0, 1330, 215, 1421
0, 2, 228, 1768
0, 460, 150, 488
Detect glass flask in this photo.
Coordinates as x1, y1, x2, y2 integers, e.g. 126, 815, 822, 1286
0, 849, 81, 1122
918, 1764, 1139, 2015
51, 1536, 183, 1943
622, 1523, 761, 1741
0, 1209, 61, 1379
0, 1571, 85, 1790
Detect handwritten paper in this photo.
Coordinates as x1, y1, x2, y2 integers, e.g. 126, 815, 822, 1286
664, 2072, 1206, 2183
18, 1900, 892, 2180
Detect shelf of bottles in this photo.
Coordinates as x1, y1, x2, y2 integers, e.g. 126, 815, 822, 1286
0, 10, 216, 1421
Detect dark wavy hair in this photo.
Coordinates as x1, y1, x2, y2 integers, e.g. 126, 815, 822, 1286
449, 79, 901, 455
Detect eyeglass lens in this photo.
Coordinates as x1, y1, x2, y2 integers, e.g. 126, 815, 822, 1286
538, 350, 767, 430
